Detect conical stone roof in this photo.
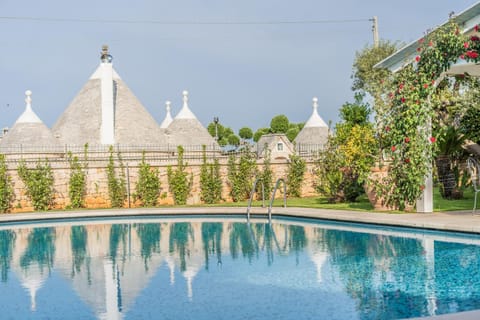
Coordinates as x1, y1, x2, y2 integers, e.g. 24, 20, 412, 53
52, 47, 165, 146
166, 91, 218, 147
0, 90, 58, 147
160, 101, 173, 129
294, 97, 329, 146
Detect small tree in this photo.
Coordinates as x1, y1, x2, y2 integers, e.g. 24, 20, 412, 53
286, 154, 305, 197
0, 155, 14, 213
239, 127, 253, 141
135, 152, 161, 207
270, 115, 289, 134
253, 128, 270, 142
18, 159, 55, 211
167, 146, 192, 205
227, 134, 240, 146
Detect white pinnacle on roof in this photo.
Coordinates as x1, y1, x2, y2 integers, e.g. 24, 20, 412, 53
304, 97, 328, 128
160, 101, 173, 128
174, 90, 197, 119
16, 90, 42, 124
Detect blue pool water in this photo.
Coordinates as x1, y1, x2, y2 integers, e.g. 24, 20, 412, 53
0, 216, 480, 319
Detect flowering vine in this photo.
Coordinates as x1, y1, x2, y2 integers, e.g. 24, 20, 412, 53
378, 20, 480, 210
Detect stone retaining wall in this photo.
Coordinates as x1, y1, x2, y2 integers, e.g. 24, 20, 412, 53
6, 159, 317, 212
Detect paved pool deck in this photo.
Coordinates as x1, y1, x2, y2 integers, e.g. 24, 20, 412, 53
1, 206, 480, 234
1, 206, 480, 320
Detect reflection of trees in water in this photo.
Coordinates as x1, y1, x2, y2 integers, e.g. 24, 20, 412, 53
70, 226, 88, 277
263, 224, 276, 266
109, 224, 130, 265
288, 225, 307, 265
0, 230, 16, 281
169, 223, 192, 272
229, 223, 257, 262
20, 228, 56, 273
135, 223, 161, 271
201, 223, 223, 271
325, 230, 426, 319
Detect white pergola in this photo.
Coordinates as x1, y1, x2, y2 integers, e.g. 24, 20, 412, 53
375, 2, 480, 213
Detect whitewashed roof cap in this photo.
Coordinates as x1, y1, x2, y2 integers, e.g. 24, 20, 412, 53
160, 101, 173, 128
16, 90, 42, 124
304, 97, 328, 128
174, 90, 197, 119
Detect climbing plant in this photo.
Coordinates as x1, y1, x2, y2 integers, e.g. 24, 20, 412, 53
0, 155, 14, 213
257, 149, 273, 199
199, 146, 222, 204
286, 154, 305, 197
134, 152, 161, 207
18, 159, 55, 211
227, 150, 257, 202
67, 145, 88, 209
167, 146, 192, 205
378, 20, 480, 209
107, 146, 127, 208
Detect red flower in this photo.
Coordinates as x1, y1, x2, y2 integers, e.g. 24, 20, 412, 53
399, 83, 404, 90
415, 56, 420, 62
385, 126, 391, 132
475, 25, 479, 32
401, 97, 406, 103
471, 36, 480, 41
466, 50, 479, 59
417, 47, 422, 52
405, 158, 410, 164
464, 42, 470, 49
428, 41, 433, 47
405, 137, 410, 143
391, 146, 396, 152
418, 38, 425, 44
420, 185, 425, 191
430, 137, 436, 143
460, 54, 465, 60
423, 83, 429, 89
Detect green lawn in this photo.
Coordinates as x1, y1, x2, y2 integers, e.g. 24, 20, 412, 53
202, 187, 476, 213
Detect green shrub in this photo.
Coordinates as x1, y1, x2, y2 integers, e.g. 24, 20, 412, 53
167, 146, 192, 205
18, 159, 54, 211
200, 146, 223, 204
257, 150, 273, 199
67, 149, 87, 209
0, 155, 14, 213
286, 154, 306, 197
135, 152, 161, 207
227, 150, 257, 202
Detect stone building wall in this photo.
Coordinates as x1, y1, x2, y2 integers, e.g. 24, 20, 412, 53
6, 158, 317, 213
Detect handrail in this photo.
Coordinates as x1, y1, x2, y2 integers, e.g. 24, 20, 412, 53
246, 178, 265, 221
268, 178, 287, 221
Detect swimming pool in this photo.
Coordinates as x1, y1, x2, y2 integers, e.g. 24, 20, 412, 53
0, 215, 479, 319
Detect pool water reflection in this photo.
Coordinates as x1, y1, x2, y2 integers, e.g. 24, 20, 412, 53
1, 217, 480, 319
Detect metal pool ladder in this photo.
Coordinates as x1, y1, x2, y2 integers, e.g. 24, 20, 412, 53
267, 178, 287, 222
246, 178, 287, 222
246, 178, 266, 221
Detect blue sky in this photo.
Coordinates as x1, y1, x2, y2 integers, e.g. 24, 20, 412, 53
0, 0, 478, 134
